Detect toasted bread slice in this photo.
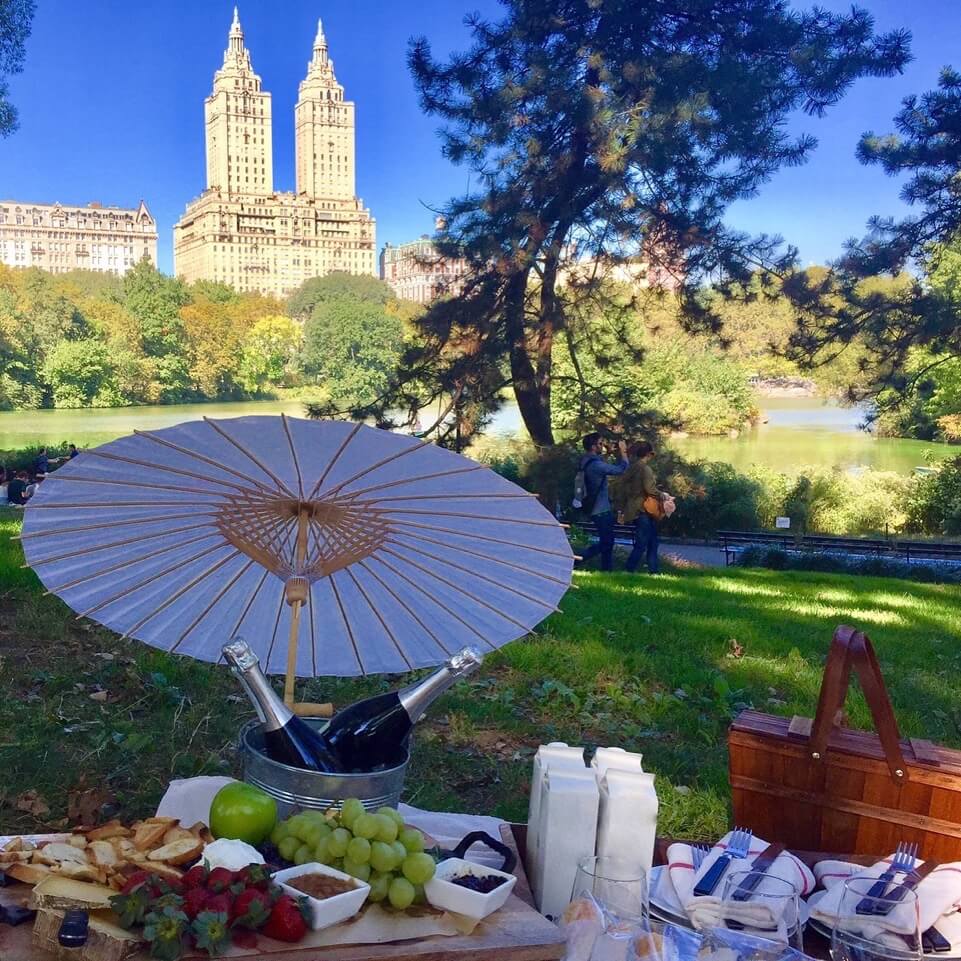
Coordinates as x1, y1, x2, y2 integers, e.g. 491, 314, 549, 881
147, 837, 204, 866
88, 841, 119, 869
161, 826, 196, 846
141, 862, 184, 883
54, 861, 103, 883
35, 843, 90, 867
86, 820, 132, 842
143, 817, 178, 827
132, 822, 168, 852
7, 861, 53, 884
66, 835, 88, 849
110, 837, 137, 859
0, 850, 33, 863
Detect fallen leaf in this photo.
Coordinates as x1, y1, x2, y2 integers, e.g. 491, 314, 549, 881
728, 638, 744, 658
68, 780, 115, 826
89, 690, 108, 703
16, 790, 50, 817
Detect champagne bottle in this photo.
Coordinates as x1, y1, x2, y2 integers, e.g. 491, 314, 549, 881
222, 638, 341, 773
320, 648, 483, 771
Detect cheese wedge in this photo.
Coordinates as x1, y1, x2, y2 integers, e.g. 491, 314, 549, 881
33, 907, 142, 961
31, 875, 115, 911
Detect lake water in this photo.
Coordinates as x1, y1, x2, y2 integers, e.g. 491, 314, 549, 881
0, 395, 955, 474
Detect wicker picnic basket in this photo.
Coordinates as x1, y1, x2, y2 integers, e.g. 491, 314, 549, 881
729, 625, 961, 860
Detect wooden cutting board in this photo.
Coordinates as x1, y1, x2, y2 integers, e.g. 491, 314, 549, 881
0, 827, 565, 961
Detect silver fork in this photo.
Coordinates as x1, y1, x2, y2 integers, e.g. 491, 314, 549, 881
856, 842, 919, 915
693, 828, 753, 897
692, 843, 710, 873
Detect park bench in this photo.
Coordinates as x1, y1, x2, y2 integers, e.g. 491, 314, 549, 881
718, 529, 961, 567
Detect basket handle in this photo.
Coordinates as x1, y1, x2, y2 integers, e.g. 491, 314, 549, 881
809, 626, 908, 782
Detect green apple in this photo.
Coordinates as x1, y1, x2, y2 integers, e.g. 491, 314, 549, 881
209, 781, 277, 845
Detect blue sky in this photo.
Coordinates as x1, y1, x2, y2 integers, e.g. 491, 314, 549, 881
1, 0, 957, 275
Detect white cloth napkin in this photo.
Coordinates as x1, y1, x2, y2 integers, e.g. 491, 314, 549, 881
666, 834, 815, 932
155, 776, 238, 827
811, 856, 961, 947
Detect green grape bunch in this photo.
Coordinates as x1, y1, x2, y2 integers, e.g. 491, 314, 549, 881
269, 799, 436, 911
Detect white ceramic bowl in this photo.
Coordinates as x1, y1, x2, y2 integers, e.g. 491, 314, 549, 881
424, 857, 517, 920
272, 862, 370, 930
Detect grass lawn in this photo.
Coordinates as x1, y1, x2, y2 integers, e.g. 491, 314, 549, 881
3, 506, 961, 839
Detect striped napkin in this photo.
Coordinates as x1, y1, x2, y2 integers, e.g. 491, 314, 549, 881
666, 833, 815, 932
812, 856, 961, 948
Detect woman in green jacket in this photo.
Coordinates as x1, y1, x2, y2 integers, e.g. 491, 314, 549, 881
615, 441, 666, 574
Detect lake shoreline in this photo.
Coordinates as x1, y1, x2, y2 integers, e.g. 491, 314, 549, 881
0, 395, 956, 475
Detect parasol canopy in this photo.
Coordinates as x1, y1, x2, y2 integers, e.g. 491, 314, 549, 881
20, 416, 573, 690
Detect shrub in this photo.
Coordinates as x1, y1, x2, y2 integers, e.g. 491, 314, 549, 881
909, 455, 961, 535
736, 546, 961, 584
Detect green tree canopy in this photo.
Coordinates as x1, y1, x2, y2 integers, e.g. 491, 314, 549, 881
287, 272, 392, 321
238, 315, 302, 392
338, 0, 909, 447
302, 291, 404, 410
0, 0, 35, 137
785, 68, 961, 422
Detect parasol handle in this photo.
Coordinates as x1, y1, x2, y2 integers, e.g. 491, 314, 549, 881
292, 701, 333, 718
284, 598, 302, 706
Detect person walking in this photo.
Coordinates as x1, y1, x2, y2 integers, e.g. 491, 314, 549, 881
576, 433, 628, 572
618, 441, 667, 574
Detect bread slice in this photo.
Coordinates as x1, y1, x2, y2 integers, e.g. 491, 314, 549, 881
55, 860, 104, 883
87, 820, 132, 842
110, 837, 136, 859
35, 843, 90, 867
132, 821, 168, 852
88, 840, 119, 869
6, 861, 53, 884
2, 836, 36, 853
141, 862, 184, 883
0, 850, 33, 863
147, 837, 203, 866
162, 826, 196, 846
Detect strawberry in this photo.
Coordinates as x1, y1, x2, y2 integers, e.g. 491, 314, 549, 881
191, 910, 231, 957
231, 888, 272, 929
236, 864, 270, 892
182, 865, 208, 890
142, 905, 188, 961
120, 870, 154, 895
111, 886, 154, 929
204, 893, 232, 917
261, 895, 308, 943
183, 888, 209, 921
205, 867, 235, 894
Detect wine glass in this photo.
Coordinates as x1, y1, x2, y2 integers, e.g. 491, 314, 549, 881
570, 855, 649, 925
717, 868, 804, 951
830, 876, 922, 961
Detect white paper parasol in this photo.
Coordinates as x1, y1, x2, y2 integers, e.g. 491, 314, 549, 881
20, 416, 573, 695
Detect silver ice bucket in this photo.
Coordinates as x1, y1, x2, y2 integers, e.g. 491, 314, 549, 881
239, 719, 409, 819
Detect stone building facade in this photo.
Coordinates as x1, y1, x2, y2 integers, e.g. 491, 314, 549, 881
173, 10, 375, 297
380, 235, 469, 305
0, 199, 157, 275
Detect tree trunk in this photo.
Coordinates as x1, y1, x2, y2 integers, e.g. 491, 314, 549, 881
504, 272, 555, 447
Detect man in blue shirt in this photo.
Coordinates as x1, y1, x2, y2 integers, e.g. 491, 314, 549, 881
576, 432, 628, 571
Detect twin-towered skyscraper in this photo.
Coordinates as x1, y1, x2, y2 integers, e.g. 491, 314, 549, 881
173, 9, 375, 296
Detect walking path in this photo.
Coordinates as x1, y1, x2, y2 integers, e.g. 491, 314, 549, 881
660, 541, 725, 568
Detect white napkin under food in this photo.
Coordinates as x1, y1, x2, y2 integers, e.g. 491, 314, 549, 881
155, 776, 238, 827
666, 834, 815, 932
811, 856, 961, 948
